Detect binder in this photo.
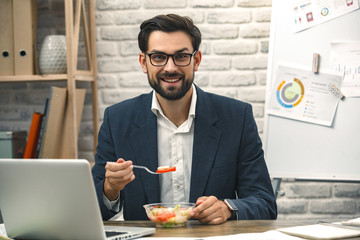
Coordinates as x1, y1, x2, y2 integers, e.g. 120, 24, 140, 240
23, 112, 43, 158
0, 0, 14, 75
13, 0, 37, 75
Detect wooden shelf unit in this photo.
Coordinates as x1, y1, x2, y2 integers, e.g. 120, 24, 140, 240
0, 0, 99, 158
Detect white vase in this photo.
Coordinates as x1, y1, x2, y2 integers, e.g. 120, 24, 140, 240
39, 35, 67, 74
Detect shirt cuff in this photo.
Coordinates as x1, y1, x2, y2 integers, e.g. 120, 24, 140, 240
102, 193, 120, 212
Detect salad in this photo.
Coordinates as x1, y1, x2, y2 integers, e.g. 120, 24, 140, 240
144, 203, 195, 227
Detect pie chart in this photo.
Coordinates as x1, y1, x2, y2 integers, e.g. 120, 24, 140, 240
276, 78, 304, 108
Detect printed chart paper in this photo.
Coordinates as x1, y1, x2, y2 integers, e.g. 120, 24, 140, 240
267, 65, 341, 126
292, 0, 359, 32
331, 41, 360, 97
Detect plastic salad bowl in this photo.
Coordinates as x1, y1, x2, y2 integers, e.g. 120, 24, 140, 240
143, 202, 196, 228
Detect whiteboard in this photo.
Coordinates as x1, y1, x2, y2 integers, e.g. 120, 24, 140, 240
264, 0, 360, 181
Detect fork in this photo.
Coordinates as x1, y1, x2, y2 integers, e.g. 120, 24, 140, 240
132, 165, 159, 174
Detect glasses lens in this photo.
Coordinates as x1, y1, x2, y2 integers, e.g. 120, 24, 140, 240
150, 54, 167, 66
173, 54, 191, 66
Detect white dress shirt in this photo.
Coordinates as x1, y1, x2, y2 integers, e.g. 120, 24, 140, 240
103, 85, 197, 214
152, 84, 196, 203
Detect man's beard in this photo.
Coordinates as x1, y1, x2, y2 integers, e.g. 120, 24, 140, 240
147, 71, 194, 101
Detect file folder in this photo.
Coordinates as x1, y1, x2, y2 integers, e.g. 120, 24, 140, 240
13, 0, 37, 75
0, 0, 14, 75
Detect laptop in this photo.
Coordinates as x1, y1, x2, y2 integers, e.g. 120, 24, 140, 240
0, 159, 155, 240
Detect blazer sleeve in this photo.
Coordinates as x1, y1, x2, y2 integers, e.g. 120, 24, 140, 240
91, 107, 121, 220
232, 104, 277, 220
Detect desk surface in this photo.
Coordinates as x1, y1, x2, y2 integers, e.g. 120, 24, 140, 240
105, 219, 360, 239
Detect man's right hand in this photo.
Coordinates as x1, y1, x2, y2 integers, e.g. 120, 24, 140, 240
103, 158, 135, 201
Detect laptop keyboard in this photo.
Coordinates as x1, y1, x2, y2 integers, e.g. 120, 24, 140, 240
105, 231, 128, 237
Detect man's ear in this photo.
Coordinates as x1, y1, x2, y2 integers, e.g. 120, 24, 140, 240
194, 50, 202, 72
139, 53, 147, 73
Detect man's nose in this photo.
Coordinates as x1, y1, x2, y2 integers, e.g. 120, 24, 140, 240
163, 56, 177, 71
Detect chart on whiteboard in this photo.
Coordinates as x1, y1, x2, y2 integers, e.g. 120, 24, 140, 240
267, 65, 342, 126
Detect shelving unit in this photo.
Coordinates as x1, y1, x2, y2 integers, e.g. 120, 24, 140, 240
0, 0, 99, 158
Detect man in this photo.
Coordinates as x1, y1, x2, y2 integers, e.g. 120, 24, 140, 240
92, 14, 277, 224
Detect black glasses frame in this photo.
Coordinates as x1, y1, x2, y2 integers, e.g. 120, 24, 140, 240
144, 51, 197, 67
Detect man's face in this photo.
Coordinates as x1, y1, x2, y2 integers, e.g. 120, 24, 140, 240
139, 31, 201, 101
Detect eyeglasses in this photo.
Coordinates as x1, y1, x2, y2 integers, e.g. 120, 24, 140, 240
144, 51, 197, 67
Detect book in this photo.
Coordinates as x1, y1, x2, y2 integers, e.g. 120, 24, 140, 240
35, 98, 49, 158
23, 112, 43, 158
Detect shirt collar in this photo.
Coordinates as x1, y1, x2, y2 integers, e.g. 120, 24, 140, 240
151, 84, 197, 118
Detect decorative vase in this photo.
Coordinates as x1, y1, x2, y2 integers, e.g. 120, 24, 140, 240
39, 35, 67, 74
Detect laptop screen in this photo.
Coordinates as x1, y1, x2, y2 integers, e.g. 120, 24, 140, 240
0, 159, 155, 240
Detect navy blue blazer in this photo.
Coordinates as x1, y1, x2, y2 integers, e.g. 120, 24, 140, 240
92, 85, 277, 221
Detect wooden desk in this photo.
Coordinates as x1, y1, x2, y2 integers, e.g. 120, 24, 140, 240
105, 219, 360, 239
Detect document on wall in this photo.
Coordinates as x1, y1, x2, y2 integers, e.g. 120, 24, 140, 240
330, 41, 360, 97
267, 65, 342, 126
291, 0, 359, 32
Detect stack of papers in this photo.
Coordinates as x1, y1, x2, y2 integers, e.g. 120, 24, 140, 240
277, 219, 360, 240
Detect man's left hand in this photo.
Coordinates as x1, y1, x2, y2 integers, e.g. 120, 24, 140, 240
190, 196, 232, 224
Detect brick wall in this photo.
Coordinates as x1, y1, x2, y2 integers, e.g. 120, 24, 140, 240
0, 0, 358, 220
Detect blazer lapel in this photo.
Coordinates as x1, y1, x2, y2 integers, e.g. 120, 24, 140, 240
130, 93, 160, 203
189, 86, 221, 202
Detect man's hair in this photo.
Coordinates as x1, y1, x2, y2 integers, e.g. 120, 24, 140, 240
138, 14, 202, 53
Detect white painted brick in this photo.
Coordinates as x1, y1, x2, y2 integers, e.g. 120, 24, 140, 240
199, 25, 238, 39
143, 0, 186, 9
237, 0, 272, 7
97, 0, 141, 10
190, 0, 234, 8
97, 57, 140, 73
100, 26, 138, 41
213, 40, 257, 54
96, 41, 118, 57
238, 87, 266, 102
240, 23, 271, 38
98, 74, 119, 88
115, 11, 204, 25
194, 72, 210, 87
253, 7, 272, 22
233, 55, 268, 70
102, 89, 146, 104
255, 118, 264, 132
210, 71, 256, 86
95, 11, 115, 25
252, 103, 265, 118
204, 88, 237, 99
256, 70, 268, 85
199, 41, 211, 55
119, 41, 140, 56
118, 72, 150, 88
207, 10, 251, 24
114, 11, 154, 25
198, 56, 231, 70
260, 40, 269, 53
